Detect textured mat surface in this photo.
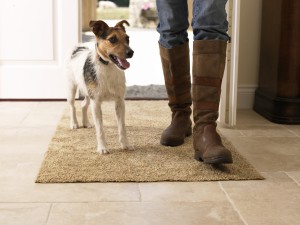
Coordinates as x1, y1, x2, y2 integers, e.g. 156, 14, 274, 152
36, 101, 263, 183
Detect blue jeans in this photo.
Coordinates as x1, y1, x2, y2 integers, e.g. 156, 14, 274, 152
156, 0, 229, 48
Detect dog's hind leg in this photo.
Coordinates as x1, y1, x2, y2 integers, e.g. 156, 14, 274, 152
115, 98, 133, 150
67, 82, 79, 129
82, 96, 93, 128
91, 100, 109, 154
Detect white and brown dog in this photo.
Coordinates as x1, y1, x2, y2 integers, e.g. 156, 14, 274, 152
65, 20, 134, 154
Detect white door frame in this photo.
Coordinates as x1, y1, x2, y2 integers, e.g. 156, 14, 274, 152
219, 0, 240, 127
228, 0, 240, 126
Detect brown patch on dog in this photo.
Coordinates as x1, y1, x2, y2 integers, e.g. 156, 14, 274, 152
115, 20, 130, 32
89, 20, 109, 38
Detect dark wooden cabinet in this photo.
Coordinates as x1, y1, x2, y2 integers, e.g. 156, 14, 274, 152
254, 0, 300, 124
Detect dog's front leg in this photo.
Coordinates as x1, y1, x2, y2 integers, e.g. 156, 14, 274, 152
91, 100, 109, 154
81, 97, 93, 128
67, 84, 79, 129
115, 99, 133, 150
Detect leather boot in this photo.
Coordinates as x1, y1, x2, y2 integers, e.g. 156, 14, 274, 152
192, 40, 233, 164
159, 42, 192, 147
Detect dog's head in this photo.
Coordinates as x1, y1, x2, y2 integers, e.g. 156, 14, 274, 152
89, 20, 134, 70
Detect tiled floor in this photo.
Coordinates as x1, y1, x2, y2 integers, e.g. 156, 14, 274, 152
0, 101, 300, 225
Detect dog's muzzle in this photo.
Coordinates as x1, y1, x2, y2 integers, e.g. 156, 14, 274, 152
126, 49, 134, 58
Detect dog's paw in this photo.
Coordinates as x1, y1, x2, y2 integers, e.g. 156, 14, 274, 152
121, 144, 134, 151
70, 123, 79, 129
83, 123, 94, 129
97, 147, 110, 155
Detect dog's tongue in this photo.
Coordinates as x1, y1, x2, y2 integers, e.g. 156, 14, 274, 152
117, 57, 130, 69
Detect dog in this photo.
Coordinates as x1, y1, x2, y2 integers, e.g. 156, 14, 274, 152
65, 20, 134, 154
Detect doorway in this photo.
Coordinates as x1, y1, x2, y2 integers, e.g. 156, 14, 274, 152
81, 0, 239, 126
81, 0, 166, 99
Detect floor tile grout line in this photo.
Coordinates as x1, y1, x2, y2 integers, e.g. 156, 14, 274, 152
218, 182, 249, 225
228, 135, 299, 138
240, 131, 246, 137
279, 124, 300, 137
283, 126, 300, 138
0, 200, 252, 204
239, 131, 246, 137
284, 172, 300, 186
0, 201, 143, 204
18, 102, 41, 127
235, 123, 280, 127
46, 203, 53, 225
137, 183, 142, 202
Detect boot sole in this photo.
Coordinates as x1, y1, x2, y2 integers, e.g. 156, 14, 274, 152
160, 128, 192, 147
194, 150, 233, 164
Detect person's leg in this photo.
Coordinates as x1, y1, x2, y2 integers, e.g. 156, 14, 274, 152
156, 0, 192, 146
192, 0, 229, 41
156, 0, 189, 48
191, 0, 232, 164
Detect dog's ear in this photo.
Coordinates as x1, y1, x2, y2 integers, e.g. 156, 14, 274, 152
114, 20, 130, 32
89, 20, 109, 38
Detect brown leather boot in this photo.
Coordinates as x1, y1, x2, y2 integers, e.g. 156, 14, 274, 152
159, 42, 192, 146
192, 40, 233, 164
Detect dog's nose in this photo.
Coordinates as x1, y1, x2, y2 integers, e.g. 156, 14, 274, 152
126, 49, 134, 58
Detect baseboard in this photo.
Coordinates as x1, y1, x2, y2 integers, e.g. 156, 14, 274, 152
127, 84, 258, 109
237, 85, 257, 109
0, 85, 257, 109
254, 89, 300, 124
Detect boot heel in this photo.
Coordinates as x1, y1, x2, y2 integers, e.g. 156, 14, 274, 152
186, 127, 192, 137
194, 151, 203, 162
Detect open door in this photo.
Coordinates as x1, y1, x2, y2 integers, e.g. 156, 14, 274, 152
0, 0, 80, 99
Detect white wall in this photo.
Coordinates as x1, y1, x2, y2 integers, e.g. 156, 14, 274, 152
237, 0, 262, 109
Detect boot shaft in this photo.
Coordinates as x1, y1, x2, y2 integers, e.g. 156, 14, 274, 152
192, 40, 227, 125
159, 42, 192, 112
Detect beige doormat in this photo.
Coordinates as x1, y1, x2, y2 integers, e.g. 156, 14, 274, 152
36, 101, 263, 183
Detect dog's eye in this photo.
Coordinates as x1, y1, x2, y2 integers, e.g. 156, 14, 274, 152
108, 36, 117, 44
126, 36, 129, 44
